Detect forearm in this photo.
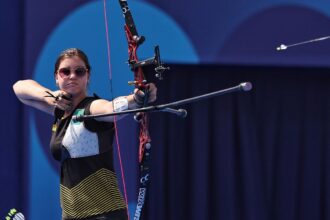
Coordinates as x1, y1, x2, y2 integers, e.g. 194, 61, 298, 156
89, 83, 157, 122
90, 95, 141, 122
13, 80, 52, 102
13, 79, 55, 114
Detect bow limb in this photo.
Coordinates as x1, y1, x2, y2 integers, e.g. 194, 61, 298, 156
118, 1, 159, 219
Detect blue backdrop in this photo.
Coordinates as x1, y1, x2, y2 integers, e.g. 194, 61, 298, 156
1, 0, 330, 219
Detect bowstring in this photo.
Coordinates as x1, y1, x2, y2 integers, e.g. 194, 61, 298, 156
102, 1, 130, 218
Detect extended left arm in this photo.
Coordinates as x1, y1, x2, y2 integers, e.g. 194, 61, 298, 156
90, 83, 157, 122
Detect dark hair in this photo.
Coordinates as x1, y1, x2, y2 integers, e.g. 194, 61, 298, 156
54, 48, 91, 74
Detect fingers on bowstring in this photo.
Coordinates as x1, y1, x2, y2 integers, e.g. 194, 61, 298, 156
55, 93, 73, 111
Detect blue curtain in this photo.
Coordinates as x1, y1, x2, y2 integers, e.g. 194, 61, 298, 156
145, 64, 330, 220
0, 0, 28, 218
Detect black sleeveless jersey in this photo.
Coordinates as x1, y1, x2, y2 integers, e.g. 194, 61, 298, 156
50, 97, 126, 219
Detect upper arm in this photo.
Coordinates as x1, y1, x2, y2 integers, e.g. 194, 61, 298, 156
18, 98, 55, 115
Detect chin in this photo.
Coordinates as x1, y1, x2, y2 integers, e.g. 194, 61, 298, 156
72, 91, 87, 98
63, 89, 80, 97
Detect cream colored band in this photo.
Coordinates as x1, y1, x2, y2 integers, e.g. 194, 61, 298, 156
113, 97, 128, 112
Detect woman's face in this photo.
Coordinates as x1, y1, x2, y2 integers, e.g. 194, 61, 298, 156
55, 56, 90, 97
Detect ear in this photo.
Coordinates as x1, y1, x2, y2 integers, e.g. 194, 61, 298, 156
55, 74, 59, 87
87, 71, 91, 83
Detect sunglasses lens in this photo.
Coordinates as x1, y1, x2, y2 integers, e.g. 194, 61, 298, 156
75, 68, 87, 77
58, 68, 71, 77
58, 67, 87, 78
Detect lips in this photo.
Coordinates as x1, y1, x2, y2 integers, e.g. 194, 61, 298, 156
66, 82, 78, 87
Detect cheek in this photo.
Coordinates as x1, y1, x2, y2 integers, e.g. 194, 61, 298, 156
81, 77, 89, 85
56, 78, 64, 86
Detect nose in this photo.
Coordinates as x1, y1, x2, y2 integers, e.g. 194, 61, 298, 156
68, 71, 78, 79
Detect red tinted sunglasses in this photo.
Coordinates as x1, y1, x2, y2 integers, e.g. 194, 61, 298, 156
57, 67, 88, 78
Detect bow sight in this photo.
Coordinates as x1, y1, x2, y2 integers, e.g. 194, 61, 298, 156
128, 45, 170, 80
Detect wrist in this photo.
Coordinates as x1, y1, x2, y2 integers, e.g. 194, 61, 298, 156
113, 96, 129, 112
43, 90, 57, 105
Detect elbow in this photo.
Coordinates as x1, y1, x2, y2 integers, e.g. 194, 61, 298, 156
13, 80, 21, 95
13, 80, 31, 99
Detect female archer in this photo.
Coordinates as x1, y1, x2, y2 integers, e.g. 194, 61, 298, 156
13, 48, 157, 220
